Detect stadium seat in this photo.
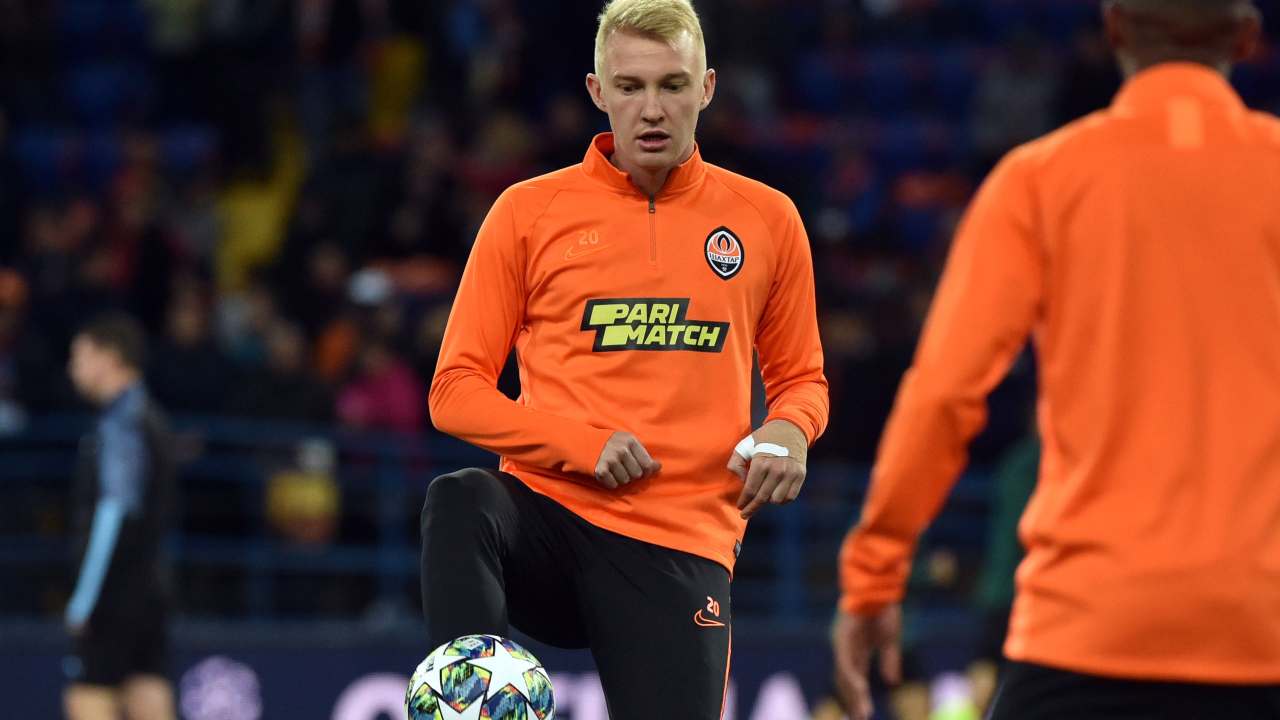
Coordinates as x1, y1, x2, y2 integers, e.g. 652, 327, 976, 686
66, 63, 152, 127
861, 49, 917, 115
161, 126, 219, 174
83, 131, 123, 190
13, 130, 76, 193
930, 46, 979, 114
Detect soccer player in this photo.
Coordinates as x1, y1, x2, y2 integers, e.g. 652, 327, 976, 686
64, 314, 177, 720
420, 0, 828, 716
832, 1, 1280, 718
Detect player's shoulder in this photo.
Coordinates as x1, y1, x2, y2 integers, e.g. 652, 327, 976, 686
101, 390, 146, 434
503, 164, 583, 201
1011, 110, 1116, 171
1246, 109, 1280, 149
703, 162, 799, 219
497, 164, 585, 223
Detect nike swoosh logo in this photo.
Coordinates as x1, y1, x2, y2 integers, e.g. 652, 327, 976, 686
693, 610, 726, 628
564, 243, 612, 261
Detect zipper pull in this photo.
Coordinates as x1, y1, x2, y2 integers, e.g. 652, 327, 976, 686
649, 196, 656, 213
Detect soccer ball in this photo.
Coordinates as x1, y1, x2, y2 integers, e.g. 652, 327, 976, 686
406, 634, 555, 720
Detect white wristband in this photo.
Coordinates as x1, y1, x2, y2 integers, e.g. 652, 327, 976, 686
734, 436, 790, 460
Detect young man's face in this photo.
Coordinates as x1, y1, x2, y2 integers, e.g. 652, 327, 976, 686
67, 336, 110, 404
587, 30, 716, 178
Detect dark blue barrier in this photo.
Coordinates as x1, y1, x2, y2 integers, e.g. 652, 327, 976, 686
2, 623, 836, 719
1, 413, 993, 625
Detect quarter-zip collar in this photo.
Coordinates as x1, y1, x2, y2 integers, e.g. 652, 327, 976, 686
1111, 62, 1246, 118
581, 132, 708, 199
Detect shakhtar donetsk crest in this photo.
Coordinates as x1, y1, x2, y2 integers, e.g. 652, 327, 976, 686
704, 227, 744, 280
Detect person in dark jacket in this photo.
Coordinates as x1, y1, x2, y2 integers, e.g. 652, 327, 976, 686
64, 312, 176, 720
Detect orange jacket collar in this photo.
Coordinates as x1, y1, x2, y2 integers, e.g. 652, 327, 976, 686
582, 132, 708, 198
1112, 62, 1246, 117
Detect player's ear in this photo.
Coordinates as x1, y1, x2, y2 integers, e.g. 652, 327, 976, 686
1101, 1, 1127, 54
700, 68, 717, 111
586, 73, 608, 113
1232, 9, 1263, 64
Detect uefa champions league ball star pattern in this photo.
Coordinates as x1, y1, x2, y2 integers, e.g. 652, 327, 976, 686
406, 634, 555, 720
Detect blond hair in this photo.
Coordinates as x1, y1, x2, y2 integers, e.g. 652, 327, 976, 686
594, 0, 706, 77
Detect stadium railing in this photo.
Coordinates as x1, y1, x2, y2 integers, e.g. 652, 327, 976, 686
0, 414, 992, 639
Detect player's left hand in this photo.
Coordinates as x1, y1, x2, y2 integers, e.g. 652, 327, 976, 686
65, 598, 90, 637
65, 612, 86, 638
728, 419, 808, 519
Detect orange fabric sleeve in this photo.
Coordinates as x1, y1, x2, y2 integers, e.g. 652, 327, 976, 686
756, 199, 830, 445
839, 151, 1044, 615
428, 190, 615, 475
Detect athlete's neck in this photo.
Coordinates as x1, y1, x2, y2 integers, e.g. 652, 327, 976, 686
609, 144, 694, 199
1120, 54, 1231, 79
97, 373, 139, 407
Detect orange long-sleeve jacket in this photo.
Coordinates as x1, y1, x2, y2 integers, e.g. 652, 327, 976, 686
840, 64, 1280, 683
430, 133, 828, 571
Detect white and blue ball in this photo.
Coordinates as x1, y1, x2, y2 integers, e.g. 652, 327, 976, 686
406, 634, 555, 720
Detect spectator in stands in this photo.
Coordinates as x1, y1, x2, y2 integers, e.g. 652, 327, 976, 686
149, 283, 233, 415
161, 175, 222, 281
273, 241, 351, 340
336, 337, 424, 434
0, 271, 35, 433
266, 438, 340, 546
231, 320, 333, 423
216, 277, 279, 367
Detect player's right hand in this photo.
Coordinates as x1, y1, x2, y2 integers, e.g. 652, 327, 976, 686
832, 604, 902, 720
594, 432, 661, 489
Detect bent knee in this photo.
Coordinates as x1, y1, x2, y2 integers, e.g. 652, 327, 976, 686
422, 468, 502, 526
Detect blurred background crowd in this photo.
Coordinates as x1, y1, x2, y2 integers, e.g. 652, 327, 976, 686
10, 0, 1280, 447
2, 0, 1279, 716
4, 0, 1189, 445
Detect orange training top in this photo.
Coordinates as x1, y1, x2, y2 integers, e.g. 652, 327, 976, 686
840, 64, 1280, 683
430, 133, 828, 571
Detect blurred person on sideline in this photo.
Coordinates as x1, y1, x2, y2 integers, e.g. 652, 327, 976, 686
420, 0, 827, 717
64, 313, 176, 720
833, 2, 1280, 719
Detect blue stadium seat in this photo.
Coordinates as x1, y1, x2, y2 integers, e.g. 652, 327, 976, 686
867, 118, 933, 174
983, 0, 1033, 37
58, 0, 150, 61
930, 46, 979, 114
861, 49, 916, 115
83, 131, 123, 190
1040, 0, 1100, 42
162, 127, 219, 174
13, 130, 75, 193
894, 206, 944, 250
797, 51, 849, 114
66, 63, 152, 127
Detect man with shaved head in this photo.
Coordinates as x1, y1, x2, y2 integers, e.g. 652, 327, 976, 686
1110, 0, 1261, 74
834, 1, 1280, 718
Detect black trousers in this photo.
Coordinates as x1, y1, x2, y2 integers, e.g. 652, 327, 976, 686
988, 661, 1280, 720
420, 468, 732, 720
